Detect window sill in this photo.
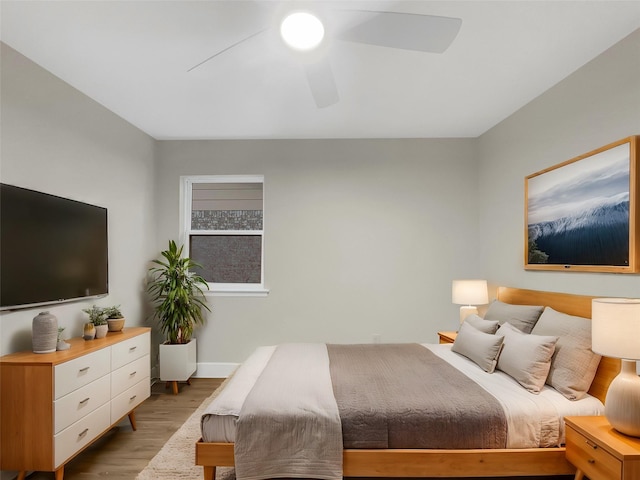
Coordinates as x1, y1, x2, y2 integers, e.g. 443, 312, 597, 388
204, 286, 270, 297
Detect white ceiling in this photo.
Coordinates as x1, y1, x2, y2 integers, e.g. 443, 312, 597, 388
2, 1, 640, 140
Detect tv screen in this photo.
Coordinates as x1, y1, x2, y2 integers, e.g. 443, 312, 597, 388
1, 183, 108, 311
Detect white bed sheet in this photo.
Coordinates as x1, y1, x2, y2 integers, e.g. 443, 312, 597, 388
201, 345, 276, 442
425, 344, 604, 447
201, 343, 604, 447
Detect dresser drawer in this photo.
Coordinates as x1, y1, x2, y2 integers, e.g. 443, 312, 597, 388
111, 355, 150, 397
566, 425, 621, 480
111, 332, 150, 370
55, 348, 111, 399
54, 402, 111, 468
111, 377, 150, 423
54, 374, 110, 434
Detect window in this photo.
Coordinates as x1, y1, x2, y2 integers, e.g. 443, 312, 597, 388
181, 175, 267, 296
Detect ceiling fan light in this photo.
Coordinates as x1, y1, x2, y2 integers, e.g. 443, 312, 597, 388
280, 12, 324, 51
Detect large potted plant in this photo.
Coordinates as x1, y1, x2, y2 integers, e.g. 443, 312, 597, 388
147, 240, 210, 394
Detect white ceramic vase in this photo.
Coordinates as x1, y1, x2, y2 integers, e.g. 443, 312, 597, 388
94, 324, 108, 339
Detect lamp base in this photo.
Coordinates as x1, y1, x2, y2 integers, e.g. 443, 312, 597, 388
459, 305, 479, 325
605, 359, 640, 437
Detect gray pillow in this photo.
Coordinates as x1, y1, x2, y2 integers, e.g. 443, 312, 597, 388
531, 307, 602, 400
464, 314, 500, 334
452, 321, 504, 373
496, 322, 558, 394
484, 300, 544, 333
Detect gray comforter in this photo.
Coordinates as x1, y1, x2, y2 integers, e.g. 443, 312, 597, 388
327, 343, 508, 449
233, 343, 508, 480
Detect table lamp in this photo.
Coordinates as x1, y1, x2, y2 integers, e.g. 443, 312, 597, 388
592, 298, 640, 437
452, 280, 488, 325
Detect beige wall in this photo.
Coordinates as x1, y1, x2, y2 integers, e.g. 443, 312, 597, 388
477, 28, 640, 299
0, 43, 157, 356
156, 138, 480, 364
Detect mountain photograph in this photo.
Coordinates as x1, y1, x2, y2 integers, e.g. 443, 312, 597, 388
526, 142, 631, 266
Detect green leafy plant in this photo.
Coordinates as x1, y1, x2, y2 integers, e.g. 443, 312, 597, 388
147, 240, 210, 344
103, 305, 123, 319
82, 305, 107, 325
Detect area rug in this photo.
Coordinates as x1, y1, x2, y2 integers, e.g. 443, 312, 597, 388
135, 382, 235, 480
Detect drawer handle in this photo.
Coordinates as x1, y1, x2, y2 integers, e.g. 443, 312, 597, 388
78, 367, 90, 373
129, 371, 137, 376
79, 397, 90, 405
129, 346, 137, 352
78, 428, 89, 438
585, 439, 598, 450
129, 395, 137, 401
588, 459, 595, 464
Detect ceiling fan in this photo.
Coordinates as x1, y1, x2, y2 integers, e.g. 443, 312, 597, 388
188, 5, 462, 108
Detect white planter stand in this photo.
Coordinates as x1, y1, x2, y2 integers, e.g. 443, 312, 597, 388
159, 338, 197, 394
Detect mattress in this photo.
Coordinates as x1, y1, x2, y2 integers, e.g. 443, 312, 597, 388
201, 343, 604, 448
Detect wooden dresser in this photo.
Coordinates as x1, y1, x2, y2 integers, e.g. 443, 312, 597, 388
1, 327, 151, 480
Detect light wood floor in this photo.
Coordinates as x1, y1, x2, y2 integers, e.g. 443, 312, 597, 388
22, 377, 223, 480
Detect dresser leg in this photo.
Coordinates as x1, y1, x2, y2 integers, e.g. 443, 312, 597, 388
172, 381, 179, 395
128, 410, 137, 431
17, 471, 26, 480
574, 469, 584, 480
55, 465, 65, 480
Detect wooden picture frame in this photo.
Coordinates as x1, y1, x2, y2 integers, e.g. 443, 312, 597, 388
525, 135, 639, 273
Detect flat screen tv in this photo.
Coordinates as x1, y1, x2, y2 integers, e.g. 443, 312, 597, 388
1, 183, 108, 311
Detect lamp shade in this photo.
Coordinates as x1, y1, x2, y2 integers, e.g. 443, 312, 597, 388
452, 280, 488, 306
592, 298, 640, 360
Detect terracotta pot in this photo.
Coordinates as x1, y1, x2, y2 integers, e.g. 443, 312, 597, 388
107, 317, 125, 332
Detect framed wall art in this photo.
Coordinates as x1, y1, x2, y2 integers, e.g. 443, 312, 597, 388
525, 135, 639, 273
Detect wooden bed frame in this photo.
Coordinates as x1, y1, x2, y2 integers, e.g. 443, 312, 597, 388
195, 287, 621, 479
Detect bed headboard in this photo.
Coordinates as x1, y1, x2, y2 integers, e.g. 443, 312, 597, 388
496, 287, 620, 404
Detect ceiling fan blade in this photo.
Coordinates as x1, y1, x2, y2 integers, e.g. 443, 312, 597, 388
187, 28, 268, 72
338, 11, 462, 54
303, 58, 339, 108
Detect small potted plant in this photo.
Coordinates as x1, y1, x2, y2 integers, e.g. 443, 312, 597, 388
82, 305, 108, 339
57, 327, 70, 351
147, 240, 210, 394
103, 305, 125, 332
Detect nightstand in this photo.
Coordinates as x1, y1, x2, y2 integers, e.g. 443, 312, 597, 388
437, 331, 457, 344
565, 416, 640, 480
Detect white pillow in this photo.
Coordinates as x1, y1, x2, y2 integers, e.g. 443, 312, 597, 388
496, 323, 558, 394
452, 322, 505, 373
531, 307, 602, 400
464, 314, 500, 334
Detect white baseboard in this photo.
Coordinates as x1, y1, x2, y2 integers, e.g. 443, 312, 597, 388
194, 362, 239, 378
